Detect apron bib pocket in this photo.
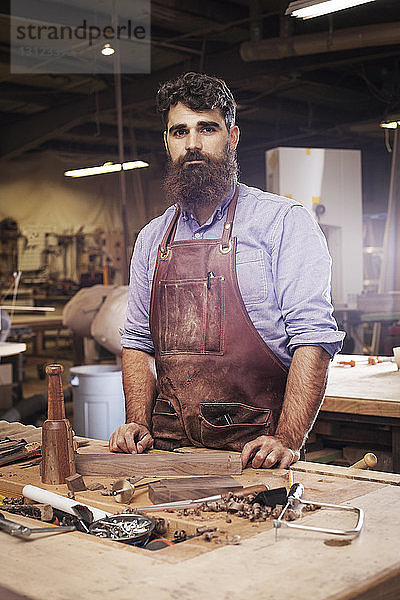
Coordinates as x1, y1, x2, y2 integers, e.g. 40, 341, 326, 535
158, 277, 225, 354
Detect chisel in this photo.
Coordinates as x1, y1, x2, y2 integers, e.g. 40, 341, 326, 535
137, 484, 269, 512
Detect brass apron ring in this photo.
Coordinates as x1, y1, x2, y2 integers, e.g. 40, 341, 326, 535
218, 241, 232, 255
159, 247, 171, 261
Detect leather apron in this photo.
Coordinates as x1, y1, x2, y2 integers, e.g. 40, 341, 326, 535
149, 188, 288, 451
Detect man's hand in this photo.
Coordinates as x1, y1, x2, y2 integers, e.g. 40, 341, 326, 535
241, 435, 300, 469
109, 423, 154, 454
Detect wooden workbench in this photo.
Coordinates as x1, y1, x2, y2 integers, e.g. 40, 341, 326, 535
1, 422, 400, 600
321, 354, 400, 472
10, 315, 66, 355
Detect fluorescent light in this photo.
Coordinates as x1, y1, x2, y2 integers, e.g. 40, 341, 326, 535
101, 43, 115, 56
380, 121, 399, 129
64, 160, 149, 178
286, 0, 376, 19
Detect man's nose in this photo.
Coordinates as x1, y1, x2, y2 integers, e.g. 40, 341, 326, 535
185, 130, 202, 151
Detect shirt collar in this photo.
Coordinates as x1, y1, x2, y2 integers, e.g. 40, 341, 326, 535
180, 182, 237, 223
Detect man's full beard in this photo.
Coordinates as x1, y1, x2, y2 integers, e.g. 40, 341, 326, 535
163, 144, 239, 215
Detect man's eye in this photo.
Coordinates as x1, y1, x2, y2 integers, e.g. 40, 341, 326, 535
173, 129, 187, 137
202, 127, 216, 133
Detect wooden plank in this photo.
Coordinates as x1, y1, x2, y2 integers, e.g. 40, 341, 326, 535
305, 447, 342, 464
75, 452, 243, 477
322, 396, 400, 418
0, 485, 400, 600
292, 460, 400, 485
0, 422, 41, 443
324, 359, 400, 418
148, 476, 242, 503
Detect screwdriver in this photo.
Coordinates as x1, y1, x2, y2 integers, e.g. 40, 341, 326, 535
273, 482, 304, 540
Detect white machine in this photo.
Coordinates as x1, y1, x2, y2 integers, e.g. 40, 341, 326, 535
266, 147, 363, 308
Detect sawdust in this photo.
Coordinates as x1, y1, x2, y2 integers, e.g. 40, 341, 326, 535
324, 538, 352, 547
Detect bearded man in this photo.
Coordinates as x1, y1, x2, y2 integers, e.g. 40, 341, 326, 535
109, 72, 344, 469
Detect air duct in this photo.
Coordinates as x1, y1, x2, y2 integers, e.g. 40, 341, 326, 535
240, 22, 400, 61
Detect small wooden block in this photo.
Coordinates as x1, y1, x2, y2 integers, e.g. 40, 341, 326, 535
65, 473, 87, 492
87, 482, 105, 491
36, 503, 54, 522
148, 476, 243, 503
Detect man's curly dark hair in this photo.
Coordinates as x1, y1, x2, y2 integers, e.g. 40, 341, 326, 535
156, 72, 237, 132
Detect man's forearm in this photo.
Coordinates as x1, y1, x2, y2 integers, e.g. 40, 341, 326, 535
122, 348, 157, 430
275, 345, 330, 451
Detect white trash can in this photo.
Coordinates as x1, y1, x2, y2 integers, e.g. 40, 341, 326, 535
69, 365, 125, 440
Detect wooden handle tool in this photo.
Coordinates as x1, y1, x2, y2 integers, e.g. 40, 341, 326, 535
41, 364, 76, 484
111, 478, 161, 504
350, 453, 378, 470
137, 484, 269, 512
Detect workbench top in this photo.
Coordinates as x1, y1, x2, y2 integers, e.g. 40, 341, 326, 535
10, 314, 64, 328
324, 354, 400, 417
0, 341, 26, 357
1, 422, 400, 600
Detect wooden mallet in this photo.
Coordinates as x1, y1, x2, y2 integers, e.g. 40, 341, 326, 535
41, 364, 76, 484
350, 453, 378, 470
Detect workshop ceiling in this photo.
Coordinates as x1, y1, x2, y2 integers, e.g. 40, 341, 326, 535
0, 0, 399, 169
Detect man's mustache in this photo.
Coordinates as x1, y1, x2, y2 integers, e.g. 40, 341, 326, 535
178, 150, 211, 166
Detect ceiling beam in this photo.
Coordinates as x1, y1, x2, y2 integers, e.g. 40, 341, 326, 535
0, 53, 280, 160
0, 37, 396, 161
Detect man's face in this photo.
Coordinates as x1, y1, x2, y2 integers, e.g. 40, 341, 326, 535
162, 102, 240, 218
164, 102, 239, 164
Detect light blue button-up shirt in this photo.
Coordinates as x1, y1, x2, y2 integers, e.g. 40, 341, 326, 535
122, 182, 344, 367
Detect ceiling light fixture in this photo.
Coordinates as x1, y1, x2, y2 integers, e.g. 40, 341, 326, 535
285, 0, 376, 19
380, 121, 399, 129
101, 43, 115, 56
64, 160, 149, 178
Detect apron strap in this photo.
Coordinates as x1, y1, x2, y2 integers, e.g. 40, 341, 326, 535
220, 185, 239, 251
160, 185, 239, 256
160, 206, 180, 256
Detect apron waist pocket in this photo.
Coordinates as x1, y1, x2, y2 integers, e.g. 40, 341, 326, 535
152, 397, 190, 447
199, 402, 271, 451
153, 398, 178, 416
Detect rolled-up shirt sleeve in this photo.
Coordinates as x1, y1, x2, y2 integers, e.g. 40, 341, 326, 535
121, 230, 154, 353
271, 204, 345, 358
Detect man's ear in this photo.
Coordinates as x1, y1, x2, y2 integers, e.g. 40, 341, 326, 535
163, 131, 171, 156
229, 125, 240, 150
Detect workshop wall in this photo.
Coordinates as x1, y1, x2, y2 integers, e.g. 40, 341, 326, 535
0, 151, 167, 233
0, 151, 168, 283
0, 151, 123, 234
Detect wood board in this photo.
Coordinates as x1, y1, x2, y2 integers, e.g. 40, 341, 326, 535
1, 485, 400, 600
147, 476, 243, 503
0, 421, 42, 443
324, 358, 400, 417
292, 460, 400, 484
75, 452, 243, 477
